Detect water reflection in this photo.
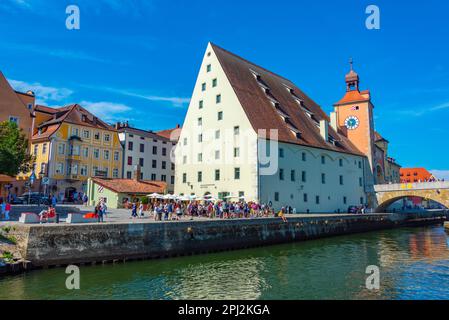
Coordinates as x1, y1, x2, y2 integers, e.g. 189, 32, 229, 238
0, 226, 448, 300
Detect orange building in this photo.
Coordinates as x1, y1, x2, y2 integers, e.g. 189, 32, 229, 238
400, 168, 435, 183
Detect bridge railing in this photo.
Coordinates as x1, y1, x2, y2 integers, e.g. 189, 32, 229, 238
374, 181, 449, 192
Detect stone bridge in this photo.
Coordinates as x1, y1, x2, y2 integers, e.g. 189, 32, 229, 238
374, 181, 449, 212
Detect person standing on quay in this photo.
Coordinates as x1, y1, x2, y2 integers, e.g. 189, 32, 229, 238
139, 202, 144, 218
4, 202, 11, 220
131, 202, 137, 219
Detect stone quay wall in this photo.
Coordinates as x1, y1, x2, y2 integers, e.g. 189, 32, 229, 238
8, 211, 447, 268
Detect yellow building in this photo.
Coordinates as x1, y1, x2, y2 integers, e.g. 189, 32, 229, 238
31, 104, 123, 201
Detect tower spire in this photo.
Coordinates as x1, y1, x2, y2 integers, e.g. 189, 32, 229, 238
345, 57, 359, 92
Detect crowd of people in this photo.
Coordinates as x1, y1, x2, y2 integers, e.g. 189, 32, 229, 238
0, 200, 11, 221
128, 200, 287, 222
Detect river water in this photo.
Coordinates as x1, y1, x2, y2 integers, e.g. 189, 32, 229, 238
1, 225, 449, 300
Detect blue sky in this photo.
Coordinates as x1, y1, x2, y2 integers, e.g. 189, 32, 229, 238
0, 0, 448, 177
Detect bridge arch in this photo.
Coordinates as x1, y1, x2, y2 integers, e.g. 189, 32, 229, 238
375, 182, 449, 213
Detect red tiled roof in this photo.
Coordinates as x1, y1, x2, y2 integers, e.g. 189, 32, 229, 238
156, 125, 182, 142
0, 174, 14, 182
400, 168, 434, 183
334, 90, 370, 106
92, 178, 167, 194
210, 43, 364, 157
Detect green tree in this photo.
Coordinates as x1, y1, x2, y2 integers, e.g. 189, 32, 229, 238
0, 121, 33, 176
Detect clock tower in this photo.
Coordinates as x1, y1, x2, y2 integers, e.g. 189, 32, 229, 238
333, 59, 376, 179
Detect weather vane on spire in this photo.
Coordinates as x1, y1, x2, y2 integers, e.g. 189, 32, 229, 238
349, 57, 354, 71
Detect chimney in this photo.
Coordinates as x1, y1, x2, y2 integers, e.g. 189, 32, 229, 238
330, 112, 338, 131
125, 121, 129, 128
320, 119, 329, 142
115, 122, 121, 130
176, 124, 180, 128
133, 164, 141, 182
93, 116, 98, 125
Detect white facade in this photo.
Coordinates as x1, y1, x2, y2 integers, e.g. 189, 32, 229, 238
175, 43, 369, 212
175, 43, 259, 201
118, 126, 176, 192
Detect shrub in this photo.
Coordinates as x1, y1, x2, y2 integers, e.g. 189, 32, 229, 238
140, 197, 149, 205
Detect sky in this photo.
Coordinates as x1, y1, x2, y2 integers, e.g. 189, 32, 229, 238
0, 0, 448, 178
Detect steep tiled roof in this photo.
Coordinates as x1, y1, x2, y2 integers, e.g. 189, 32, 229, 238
374, 131, 389, 143
92, 178, 167, 194
211, 43, 364, 157
400, 168, 434, 182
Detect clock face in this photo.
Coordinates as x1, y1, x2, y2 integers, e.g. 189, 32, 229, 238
344, 116, 360, 130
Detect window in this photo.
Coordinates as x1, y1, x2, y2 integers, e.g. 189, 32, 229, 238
153, 146, 157, 155
212, 78, 217, 87
302, 152, 306, 161
94, 132, 100, 140
129, 134, 134, 138
343, 196, 347, 205
162, 148, 167, 156
321, 173, 326, 184
58, 143, 65, 155
201, 83, 206, 91
316, 196, 320, 204
152, 160, 157, 168
359, 177, 363, 187
171, 163, 175, 170
83, 147, 89, 158
33, 145, 38, 155
216, 94, 221, 104
104, 150, 110, 160
182, 173, 187, 183
301, 171, 307, 182
114, 151, 119, 161
206, 64, 211, 72
94, 148, 100, 159
198, 171, 202, 182
339, 175, 344, 185
92, 166, 98, 176
56, 163, 64, 174
128, 141, 133, 151
358, 161, 362, 169
139, 158, 144, 167
127, 156, 132, 165
140, 144, 144, 153
215, 150, 220, 160
151, 173, 156, 180
162, 161, 166, 169
339, 159, 343, 167
215, 169, 220, 181
234, 148, 240, 158
71, 127, 79, 137
321, 155, 326, 164
360, 197, 364, 205
42, 143, 47, 154
291, 170, 296, 182
161, 175, 167, 182
70, 145, 80, 156
80, 165, 88, 176
215, 130, 220, 139
198, 153, 203, 162
279, 148, 284, 158
183, 156, 187, 164
199, 100, 204, 109
83, 130, 90, 139
198, 117, 202, 126
198, 134, 203, 143
171, 176, 175, 184
218, 111, 223, 120
113, 168, 119, 178
279, 168, 284, 180
8, 116, 19, 124
234, 167, 240, 180
274, 192, 279, 202
183, 138, 187, 146
234, 126, 240, 135
303, 193, 308, 202
27, 104, 32, 110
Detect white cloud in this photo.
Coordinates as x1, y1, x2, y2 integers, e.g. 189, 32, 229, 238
9, 79, 73, 104
430, 170, 449, 181
397, 101, 449, 117
80, 101, 132, 123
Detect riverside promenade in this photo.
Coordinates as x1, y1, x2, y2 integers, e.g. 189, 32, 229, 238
0, 205, 447, 274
